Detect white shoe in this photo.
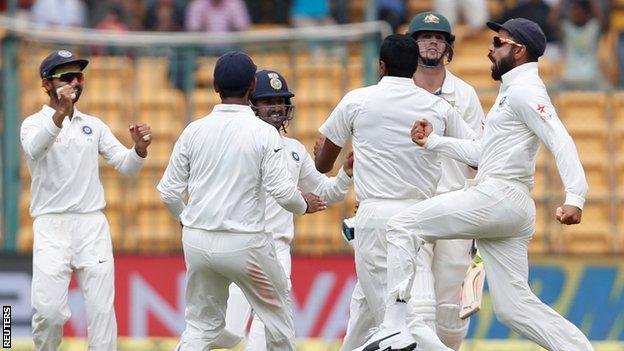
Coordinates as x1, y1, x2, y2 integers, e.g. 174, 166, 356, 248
353, 326, 416, 351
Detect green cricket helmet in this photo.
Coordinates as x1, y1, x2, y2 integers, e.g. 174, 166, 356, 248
407, 12, 455, 44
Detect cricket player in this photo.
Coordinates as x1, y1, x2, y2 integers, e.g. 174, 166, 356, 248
357, 18, 594, 351
157, 52, 326, 351
21, 50, 152, 351
407, 12, 485, 350
314, 34, 478, 351
212, 69, 354, 350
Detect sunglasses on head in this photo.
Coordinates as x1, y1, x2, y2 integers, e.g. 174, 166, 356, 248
492, 36, 524, 48
46, 71, 84, 83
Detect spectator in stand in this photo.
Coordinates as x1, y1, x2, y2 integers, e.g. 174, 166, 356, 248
0, 0, 34, 21
290, 0, 334, 28
30, 0, 87, 27
96, 4, 129, 32
551, 0, 608, 89
498, 0, 561, 59
185, 0, 251, 33
377, 0, 406, 33
434, 0, 489, 36
144, 0, 186, 31
86, 0, 131, 28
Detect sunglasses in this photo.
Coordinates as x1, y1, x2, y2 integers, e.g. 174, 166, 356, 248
492, 36, 524, 48
46, 71, 84, 83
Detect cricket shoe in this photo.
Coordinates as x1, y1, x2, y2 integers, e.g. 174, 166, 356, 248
352, 325, 416, 351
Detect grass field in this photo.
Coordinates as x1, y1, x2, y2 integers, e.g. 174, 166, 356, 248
8, 339, 624, 351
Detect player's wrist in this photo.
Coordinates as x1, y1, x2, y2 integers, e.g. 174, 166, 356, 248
134, 145, 148, 158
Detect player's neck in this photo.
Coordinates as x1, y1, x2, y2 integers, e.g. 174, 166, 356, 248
413, 65, 446, 94
221, 97, 249, 105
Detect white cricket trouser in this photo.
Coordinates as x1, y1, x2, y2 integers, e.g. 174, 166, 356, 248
31, 211, 117, 351
179, 228, 295, 351
433, 0, 489, 29
217, 239, 292, 350
340, 198, 423, 351
386, 178, 594, 351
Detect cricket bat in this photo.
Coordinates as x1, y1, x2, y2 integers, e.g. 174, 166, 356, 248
459, 255, 485, 320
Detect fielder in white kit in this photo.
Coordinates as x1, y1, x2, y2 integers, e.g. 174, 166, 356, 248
21, 50, 152, 351
314, 34, 478, 351
212, 69, 353, 350
157, 52, 326, 351
406, 12, 485, 350
357, 18, 594, 351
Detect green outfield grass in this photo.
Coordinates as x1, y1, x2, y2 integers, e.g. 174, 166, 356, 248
8, 338, 624, 351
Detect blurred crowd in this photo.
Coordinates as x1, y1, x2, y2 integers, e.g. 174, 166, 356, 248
0, 0, 622, 89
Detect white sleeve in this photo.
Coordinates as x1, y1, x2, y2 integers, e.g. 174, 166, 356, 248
444, 105, 479, 140
424, 133, 482, 167
462, 87, 486, 135
20, 115, 62, 161
297, 151, 351, 204
98, 122, 145, 176
511, 91, 588, 209
318, 90, 361, 147
157, 130, 190, 220
261, 129, 307, 215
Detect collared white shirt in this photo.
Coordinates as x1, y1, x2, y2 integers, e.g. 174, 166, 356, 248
21, 105, 145, 217
157, 104, 307, 233
425, 62, 588, 208
435, 69, 485, 194
319, 76, 478, 202
267, 137, 351, 244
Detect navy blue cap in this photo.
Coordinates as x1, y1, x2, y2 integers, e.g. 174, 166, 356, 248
40, 50, 89, 79
213, 51, 257, 91
250, 70, 294, 103
487, 18, 546, 58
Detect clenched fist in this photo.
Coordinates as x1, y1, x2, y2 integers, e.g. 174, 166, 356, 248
411, 119, 433, 146
555, 205, 582, 225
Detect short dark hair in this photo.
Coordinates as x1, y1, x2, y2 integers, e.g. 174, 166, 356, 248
219, 85, 251, 98
380, 34, 419, 78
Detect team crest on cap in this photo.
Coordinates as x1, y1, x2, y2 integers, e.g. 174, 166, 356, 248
58, 50, 73, 58
268, 72, 282, 90
291, 151, 300, 162
424, 14, 440, 24
82, 126, 93, 135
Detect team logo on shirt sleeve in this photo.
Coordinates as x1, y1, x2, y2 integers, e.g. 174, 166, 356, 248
291, 151, 300, 162
82, 125, 93, 135
536, 104, 553, 121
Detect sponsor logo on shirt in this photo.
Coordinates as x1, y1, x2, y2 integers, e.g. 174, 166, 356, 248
498, 96, 507, 107
82, 126, 93, 135
291, 151, 300, 162
536, 104, 552, 121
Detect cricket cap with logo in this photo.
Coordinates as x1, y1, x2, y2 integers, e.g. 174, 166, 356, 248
250, 70, 294, 104
407, 12, 455, 44
487, 18, 547, 58
39, 50, 89, 79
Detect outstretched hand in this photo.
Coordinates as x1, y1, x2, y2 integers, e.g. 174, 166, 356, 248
411, 119, 433, 146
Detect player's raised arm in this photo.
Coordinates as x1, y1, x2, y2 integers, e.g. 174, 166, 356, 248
98, 121, 150, 177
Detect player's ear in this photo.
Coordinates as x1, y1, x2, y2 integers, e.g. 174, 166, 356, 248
248, 77, 257, 95
379, 60, 387, 77
213, 81, 221, 94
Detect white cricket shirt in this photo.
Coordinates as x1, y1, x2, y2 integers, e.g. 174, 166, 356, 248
319, 76, 478, 201
425, 63, 588, 208
434, 70, 485, 194
267, 137, 352, 244
21, 105, 145, 217
157, 104, 307, 233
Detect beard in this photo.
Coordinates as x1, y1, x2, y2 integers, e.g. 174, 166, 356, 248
490, 51, 515, 81
418, 47, 446, 67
